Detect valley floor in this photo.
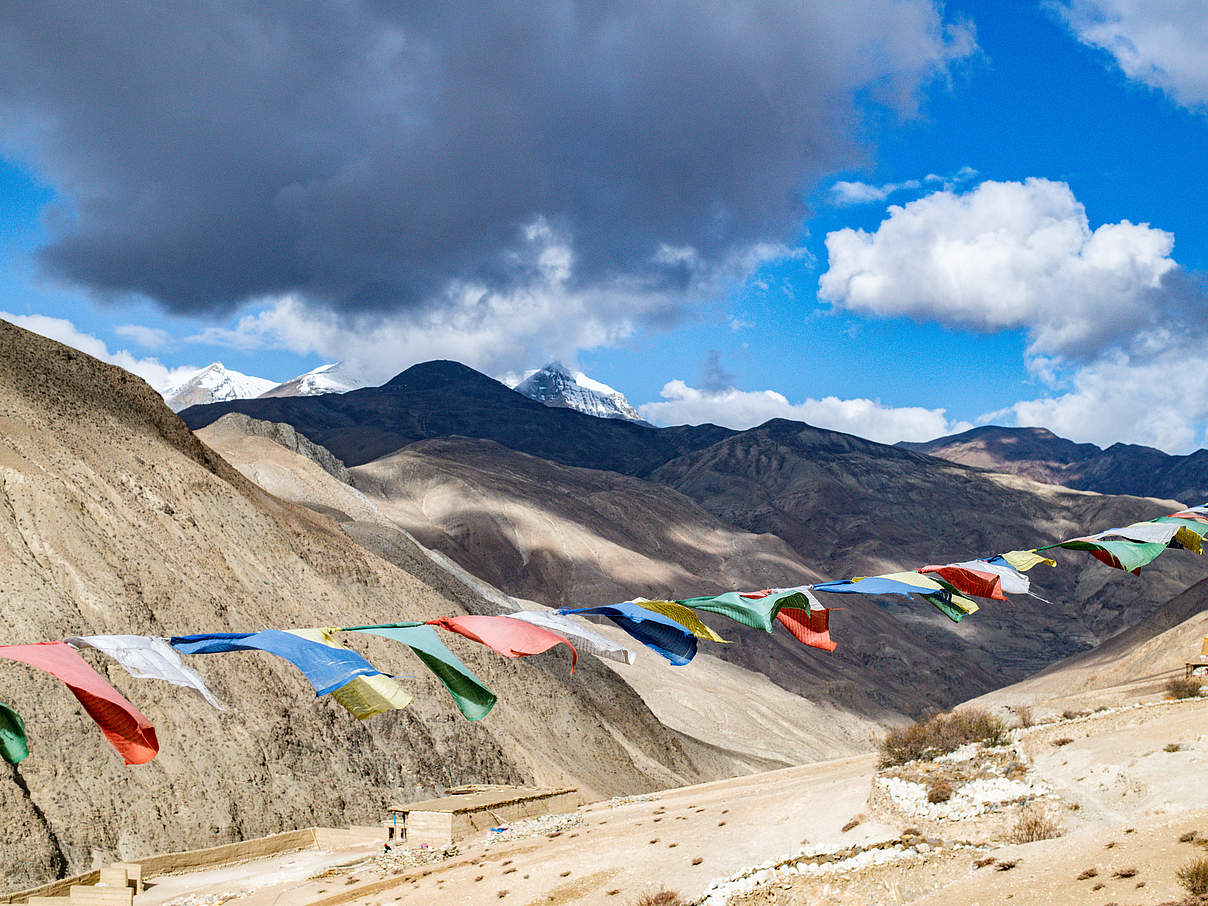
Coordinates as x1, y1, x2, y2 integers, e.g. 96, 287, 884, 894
137, 690, 1208, 906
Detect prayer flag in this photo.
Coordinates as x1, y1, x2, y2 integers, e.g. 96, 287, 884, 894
918, 565, 1007, 601
0, 701, 28, 764
67, 635, 225, 711
628, 600, 728, 643
344, 624, 497, 721
1000, 550, 1057, 572
558, 603, 697, 665
502, 611, 636, 665
427, 615, 577, 672
286, 629, 413, 720
170, 630, 380, 697
677, 588, 814, 632
0, 642, 158, 765
775, 607, 836, 652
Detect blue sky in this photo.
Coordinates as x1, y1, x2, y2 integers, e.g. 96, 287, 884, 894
1, 2, 1205, 451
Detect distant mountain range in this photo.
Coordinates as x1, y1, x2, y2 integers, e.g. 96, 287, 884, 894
181, 360, 733, 471
900, 425, 1208, 503
163, 358, 648, 424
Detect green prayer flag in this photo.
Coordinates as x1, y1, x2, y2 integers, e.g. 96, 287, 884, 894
0, 701, 29, 764
677, 589, 813, 633
1056, 538, 1168, 574
347, 624, 497, 721
924, 594, 967, 623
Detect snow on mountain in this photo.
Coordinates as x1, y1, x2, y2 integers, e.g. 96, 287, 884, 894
512, 362, 646, 423
258, 361, 374, 398
162, 363, 276, 412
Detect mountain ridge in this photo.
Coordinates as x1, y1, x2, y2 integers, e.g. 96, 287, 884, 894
901, 425, 1208, 502
182, 360, 734, 472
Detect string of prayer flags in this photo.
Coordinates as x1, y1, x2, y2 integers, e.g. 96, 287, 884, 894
427, 615, 578, 672
0, 642, 158, 765
67, 635, 226, 711
558, 603, 697, 666
342, 623, 497, 721
0, 701, 28, 764
501, 611, 636, 665
5, 499, 1208, 764
169, 630, 381, 697
286, 629, 414, 720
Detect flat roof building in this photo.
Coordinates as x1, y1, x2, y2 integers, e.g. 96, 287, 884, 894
386, 785, 580, 848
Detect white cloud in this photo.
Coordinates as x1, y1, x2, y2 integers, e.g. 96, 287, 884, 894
190, 221, 804, 383
986, 342, 1208, 453
819, 177, 1208, 453
819, 178, 1178, 359
827, 166, 976, 206
114, 323, 171, 350
1055, 1, 1208, 110
830, 179, 922, 206
639, 380, 971, 444
1, 312, 199, 391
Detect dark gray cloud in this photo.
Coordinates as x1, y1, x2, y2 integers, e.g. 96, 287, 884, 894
0, 2, 971, 315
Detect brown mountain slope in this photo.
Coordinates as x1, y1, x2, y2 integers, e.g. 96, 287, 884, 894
0, 319, 740, 890
341, 436, 1002, 721
651, 419, 1208, 683
974, 577, 1208, 711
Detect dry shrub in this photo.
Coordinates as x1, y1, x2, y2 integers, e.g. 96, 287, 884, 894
630, 891, 685, 906
1053, 737, 1074, 747
1012, 705, 1034, 728
1181, 858, 1208, 896
1168, 743, 1184, 753
927, 779, 954, 804
1168, 677, 1204, 700
1062, 709, 1088, 720
879, 709, 1009, 767
1182, 831, 1199, 843
1077, 868, 1098, 880
841, 814, 863, 833
1011, 805, 1062, 843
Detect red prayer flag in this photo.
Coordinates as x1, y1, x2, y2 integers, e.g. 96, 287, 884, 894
775, 607, 836, 652
0, 641, 158, 764
428, 616, 577, 673
918, 565, 1007, 601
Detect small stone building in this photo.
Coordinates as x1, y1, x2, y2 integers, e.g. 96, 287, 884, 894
386, 785, 580, 848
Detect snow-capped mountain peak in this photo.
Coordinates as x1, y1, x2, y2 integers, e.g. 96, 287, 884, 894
258, 361, 374, 398
163, 363, 276, 412
512, 362, 646, 423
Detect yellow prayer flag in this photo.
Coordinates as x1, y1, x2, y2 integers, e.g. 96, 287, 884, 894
287, 628, 413, 720
1001, 550, 1057, 572
632, 599, 729, 643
